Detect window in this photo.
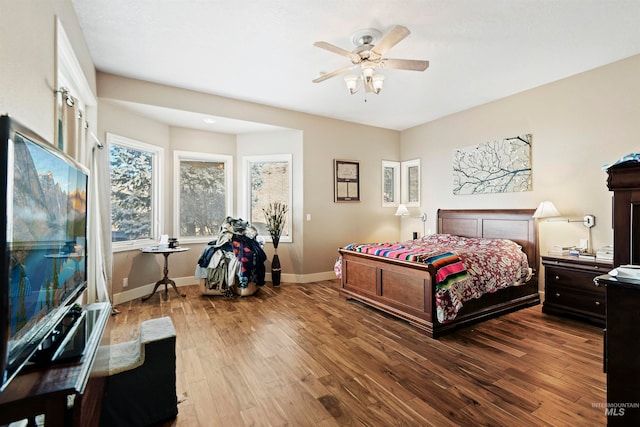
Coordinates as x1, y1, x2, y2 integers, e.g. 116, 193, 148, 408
243, 154, 292, 242
108, 134, 163, 247
381, 160, 400, 207
174, 151, 233, 241
401, 158, 421, 207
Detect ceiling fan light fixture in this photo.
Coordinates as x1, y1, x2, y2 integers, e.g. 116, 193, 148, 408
314, 25, 427, 97
344, 74, 359, 94
361, 65, 375, 84
372, 74, 384, 94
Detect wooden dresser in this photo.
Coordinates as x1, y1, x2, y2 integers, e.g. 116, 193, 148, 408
541, 255, 611, 326
595, 274, 640, 424
607, 161, 640, 266
601, 161, 640, 425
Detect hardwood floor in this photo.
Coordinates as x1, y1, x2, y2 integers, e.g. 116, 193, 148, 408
110, 280, 606, 426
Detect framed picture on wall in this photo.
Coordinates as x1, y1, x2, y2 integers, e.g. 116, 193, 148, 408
452, 134, 532, 195
334, 159, 360, 202
382, 160, 400, 207
401, 158, 420, 207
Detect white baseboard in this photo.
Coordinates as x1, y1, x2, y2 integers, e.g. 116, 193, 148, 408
112, 271, 339, 305
112, 276, 198, 305
276, 271, 337, 283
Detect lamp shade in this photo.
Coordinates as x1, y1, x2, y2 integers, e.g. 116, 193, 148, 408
533, 201, 561, 218
372, 74, 384, 94
344, 75, 359, 94
395, 204, 410, 216
362, 66, 374, 79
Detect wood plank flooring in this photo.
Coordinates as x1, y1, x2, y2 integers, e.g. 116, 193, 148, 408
110, 280, 606, 426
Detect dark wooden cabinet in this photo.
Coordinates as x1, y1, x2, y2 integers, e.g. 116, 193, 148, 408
596, 275, 640, 425
606, 162, 640, 267
541, 255, 611, 325
0, 302, 110, 426
602, 162, 640, 425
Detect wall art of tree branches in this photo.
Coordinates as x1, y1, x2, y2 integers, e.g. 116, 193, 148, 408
453, 134, 532, 195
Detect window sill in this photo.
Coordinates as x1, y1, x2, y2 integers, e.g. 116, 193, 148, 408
112, 241, 156, 253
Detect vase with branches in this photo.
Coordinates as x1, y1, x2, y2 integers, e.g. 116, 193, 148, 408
262, 201, 288, 286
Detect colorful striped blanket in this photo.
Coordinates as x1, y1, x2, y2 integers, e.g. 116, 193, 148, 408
339, 234, 531, 323
343, 243, 469, 290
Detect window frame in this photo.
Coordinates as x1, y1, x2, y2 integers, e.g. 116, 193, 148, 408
242, 154, 293, 243
108, 133, 164, 251
381, 160, 400, 207
173, 150, 233, 243
401, 158, 421, 207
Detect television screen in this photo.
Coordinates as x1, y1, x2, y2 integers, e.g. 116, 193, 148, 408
1, 116, 88, 392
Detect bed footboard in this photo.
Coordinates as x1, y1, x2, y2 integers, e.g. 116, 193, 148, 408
338, 209, 541, 338
339, 248, 540, 338
339, 249, 439, 336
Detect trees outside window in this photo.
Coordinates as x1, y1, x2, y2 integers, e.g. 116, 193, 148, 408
174, 151, 232, 241
244, 154, 292, 242
108, 134, 162, 246
401, 158, 421, 207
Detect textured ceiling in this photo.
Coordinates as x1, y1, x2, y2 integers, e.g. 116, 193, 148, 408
73, 0, 640, 132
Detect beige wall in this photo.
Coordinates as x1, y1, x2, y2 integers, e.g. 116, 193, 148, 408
0, 0, 95, 142
102, 102, 248, 297
6, 1, 639, 304
401, 54, 640, 290
301, 119, 403, 274
100, 101, 167, 297
98, 72, 401, 302
237, 130, 304, 276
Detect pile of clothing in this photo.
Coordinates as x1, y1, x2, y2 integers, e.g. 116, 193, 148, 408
195, 217, 266, 297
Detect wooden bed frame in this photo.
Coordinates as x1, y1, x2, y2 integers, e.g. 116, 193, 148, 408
338, 209, 540, 338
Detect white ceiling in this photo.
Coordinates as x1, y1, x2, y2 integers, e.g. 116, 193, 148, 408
73, 0, 640, 133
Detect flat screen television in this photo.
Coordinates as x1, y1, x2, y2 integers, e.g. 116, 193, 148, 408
0, 115, 88, 392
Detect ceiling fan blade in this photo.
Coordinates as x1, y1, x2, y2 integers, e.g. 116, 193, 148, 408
312, 65, 356, 83
380, 58, 430, 71
372, 25, 410, 56
313, 41, 353, 59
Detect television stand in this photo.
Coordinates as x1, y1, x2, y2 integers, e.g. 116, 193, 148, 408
30, 304, 87, 366
0, 302, 111, 426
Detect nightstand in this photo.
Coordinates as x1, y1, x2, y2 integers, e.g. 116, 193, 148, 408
541, 255, 612, 326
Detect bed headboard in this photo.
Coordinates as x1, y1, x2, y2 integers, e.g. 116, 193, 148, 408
437, 209, 538, 275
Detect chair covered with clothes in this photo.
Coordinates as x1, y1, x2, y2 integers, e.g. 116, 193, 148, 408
98, 316, 178, 427
195, 216, 266, 297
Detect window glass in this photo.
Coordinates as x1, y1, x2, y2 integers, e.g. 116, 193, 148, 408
245, 155, 292, 242
108, 134, 162, 246
175, 152, 232, 240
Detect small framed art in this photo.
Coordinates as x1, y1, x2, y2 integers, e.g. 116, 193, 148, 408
334, 159, 360, 202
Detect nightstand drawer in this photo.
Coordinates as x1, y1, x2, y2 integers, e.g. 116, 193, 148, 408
545, 285, 606, 316
542, 257, 610, 273
545, 266, 604, 295
541, 255, 611, 325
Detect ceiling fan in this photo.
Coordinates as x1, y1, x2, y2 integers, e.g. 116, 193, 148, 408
312, 25, 429, 95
